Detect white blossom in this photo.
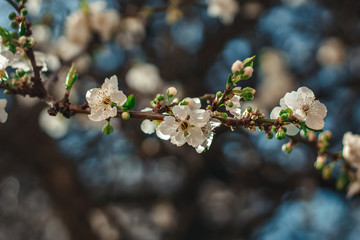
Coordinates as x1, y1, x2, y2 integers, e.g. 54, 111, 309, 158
270, 98, 300, 136
158, 105, 211, 148
279, 86, 327, 130
206, 0, 240, 25
86, 75, 127, 121
342, 132, 360, 169
116, 17, 145, 48
225, 95, 241, 118
0, 50, 14, 80
0, 99, 8, 123
65, 10, 91, 46
125, 64, 163, 94
195, 118, 221, 153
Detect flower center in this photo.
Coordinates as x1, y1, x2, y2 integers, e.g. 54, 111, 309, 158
103, 97, 111, 105
180, 121, 189, 130
301, 104, 310, 115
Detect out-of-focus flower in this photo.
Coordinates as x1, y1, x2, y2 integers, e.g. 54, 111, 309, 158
225, 95, 241, 118
206, 0, 240, 25
343, 132, 360, 169
116, 17, 145, 48
39, 108, 70, 138
11, 51, 48, 72
86, 75, 127, 121
278, 86, 327, 130
158, 105, 210, 148
65, 10, 91, 46
65, 1, 122, 45
125, 64, 163, 94
89, 3, 121, 42
0, 99, 8, 123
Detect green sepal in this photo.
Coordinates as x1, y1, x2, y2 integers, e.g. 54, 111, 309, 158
65, 63, 78, 90
242, 55, 256, 68
19, 22, 26, 36
123, 94, 136, 110
226, 74, 232, 88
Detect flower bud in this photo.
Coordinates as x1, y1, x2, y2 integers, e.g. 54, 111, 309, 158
246, 106, 252, 113
102, 122, 114, 135
21, 8, 28, 16
266, 132, 273, 139
18, 36, 27, 45
221, 113, 228, 119
156, 94, 164, 102
282, 142, 292, 153
121, 112, 130, 120
8, 12, 16, 20
171, 98, 179, 104
226, 101, 233, 108
166, 87, 177, 98
28, 37, 36, 47
276, 131, 286, 140
216, 91, 222, 99
242, 66, 254, 79
10, 22, 18, 29
181, 97, 196, 108
16, 68, 25, 77
231, 60, 244, 74
314, 155, 326, 170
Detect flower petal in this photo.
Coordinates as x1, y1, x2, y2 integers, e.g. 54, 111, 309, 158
171, 131, 186, 146
310, 100, 327, 118
112, 91, 127, 106
141, 119, 156, 134
305, 115, 325, 130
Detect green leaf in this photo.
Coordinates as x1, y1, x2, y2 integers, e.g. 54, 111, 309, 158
65, 63, 78, 90
242, 55, 256, 68
19, 22, 26, 36
123, 94, 136, 110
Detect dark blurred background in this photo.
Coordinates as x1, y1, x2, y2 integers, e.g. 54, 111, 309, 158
0, 0, 360, 239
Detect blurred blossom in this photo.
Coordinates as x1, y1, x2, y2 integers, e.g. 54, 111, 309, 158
27, 0, 43, 15
90, 209, 120, 240
31, 25, 52, 45
242, 2, 263, 20
171, 19, 204, 53
141, 137, 161, 156
16, 95, 40, 108
205, 0, 240, 25
254, 49, 295, 110
39, 108, 70, 139
150, 202, 177, 230
116, 17, 146, 49
317, 38, 347, 66
125, 63, 163, 94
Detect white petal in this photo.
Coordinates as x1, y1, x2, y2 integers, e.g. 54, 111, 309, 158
297, 86, 315, 99
156, 127, 170, 140
193, 98, 201, 109
310, 100, 327, 118
112, 91, 127, 106
172, 105, 189, 120
284, 123, 300, 136
305, 115, 325, 130
140, 120, 156, 134
171, 131, 186, 146
0, 99, 7, 109
158, 116, 177, 136
279, 97, 286, 107
283, 91, 300, 110
187, 128, 205, 147
0, 54, 9, 69
103, 75, 118, 92
270, 106, 282, 119
88, 109, 104, 121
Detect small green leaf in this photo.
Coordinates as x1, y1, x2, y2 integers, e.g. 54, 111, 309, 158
123, 94, 136, 110
65, 63, 78, 90
19, 22, 26, 36
242, 55, 256, 68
